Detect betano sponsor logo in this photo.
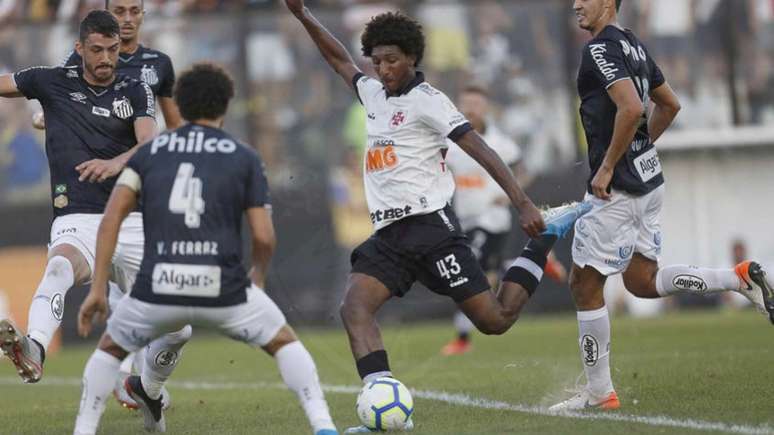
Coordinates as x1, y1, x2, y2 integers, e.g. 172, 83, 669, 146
370, 205, 412, 224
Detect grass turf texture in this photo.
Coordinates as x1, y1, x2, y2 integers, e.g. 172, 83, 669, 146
0, 310, 771, 434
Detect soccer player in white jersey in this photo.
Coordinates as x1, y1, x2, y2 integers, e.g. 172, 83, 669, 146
75, 63, 337, 435
440, 86, 570, 356
550, 0, 774, 412
286, 1, 591, 431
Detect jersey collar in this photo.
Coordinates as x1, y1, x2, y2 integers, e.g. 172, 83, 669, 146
385, 71, 425, 98
118, 44, 144, 63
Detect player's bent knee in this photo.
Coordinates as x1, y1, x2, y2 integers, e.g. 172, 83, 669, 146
263, 325, 298, 356
97, 333, 129, 360
472, 316, 510, 336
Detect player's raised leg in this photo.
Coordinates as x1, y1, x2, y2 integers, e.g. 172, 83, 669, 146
460, 202, 592, 334
0, 242, 90, 383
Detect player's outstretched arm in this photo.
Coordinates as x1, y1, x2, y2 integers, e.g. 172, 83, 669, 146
286, 0, 361, 89
592, 79, 644, 200
78, 184, 137, 337
0, 74, 23, 98
246, 207, 276, 288
455, 130, 545, 238
648, 82, 681, 143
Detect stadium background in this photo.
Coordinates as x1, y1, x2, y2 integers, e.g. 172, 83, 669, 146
0, 0, 772, 346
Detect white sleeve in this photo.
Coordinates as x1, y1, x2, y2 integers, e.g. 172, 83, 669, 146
353, 73, 382, 107
418, 90, 470, 139
116, 167, 142, 192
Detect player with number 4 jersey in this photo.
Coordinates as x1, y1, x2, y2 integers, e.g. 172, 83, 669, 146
74, 63, 338, 435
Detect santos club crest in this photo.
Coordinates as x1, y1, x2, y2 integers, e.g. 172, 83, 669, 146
112, 97, 133, 119
140, 64, 159, 86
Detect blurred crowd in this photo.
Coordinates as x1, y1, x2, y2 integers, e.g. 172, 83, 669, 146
0, 0, 773, 228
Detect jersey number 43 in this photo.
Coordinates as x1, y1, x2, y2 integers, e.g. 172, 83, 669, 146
169, 163, 206, 228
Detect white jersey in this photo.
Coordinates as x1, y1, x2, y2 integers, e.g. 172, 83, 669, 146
445, 124, 521, 234
354, 72, 471, 231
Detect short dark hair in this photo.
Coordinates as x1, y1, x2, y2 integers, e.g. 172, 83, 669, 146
79, 10, 120, 42
462, 84, 490, 98
361, 12, 425, 67
105, 0, 144, 8
175, 63, 235, 122
616, 0, 622, 11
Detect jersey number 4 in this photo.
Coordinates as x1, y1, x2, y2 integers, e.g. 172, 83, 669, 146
169, 163, 205, 228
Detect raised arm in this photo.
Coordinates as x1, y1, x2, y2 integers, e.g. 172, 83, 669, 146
246, 207, 276, 288
285, 0, 361, 89
455, 130, 545, 238
0, 74, 23, 98
648, 82, 681, 143
591, 78, 644, 200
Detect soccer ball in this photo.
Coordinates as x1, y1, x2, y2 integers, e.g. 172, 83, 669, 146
356, 377, 414, 430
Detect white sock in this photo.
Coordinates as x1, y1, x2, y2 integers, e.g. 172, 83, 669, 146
577, 306, 614, 397
27, 256, 75, 350
74, 350, 121, 435
275, 341, 335, 432
655, 265, 741, 297
141, 325, 192, 400
453, 311, 474, 336
118, 353, 134, 376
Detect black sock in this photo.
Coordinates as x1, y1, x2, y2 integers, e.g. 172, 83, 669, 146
502, 237, 555, 297
458, 332, 470, 342
356, 350, 391, 380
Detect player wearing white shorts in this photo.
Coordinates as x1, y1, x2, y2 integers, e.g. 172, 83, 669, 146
0, 11, 161, 383
75, 63, 338, 435
550, 0, 774, 412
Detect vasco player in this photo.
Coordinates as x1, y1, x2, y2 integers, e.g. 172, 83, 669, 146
35, 0, 182, 131
441, 86, 568, 356
550, 0, 774, 412
0, 11, 159, 384
286, 1, 591, 431
75, 63, 337, 435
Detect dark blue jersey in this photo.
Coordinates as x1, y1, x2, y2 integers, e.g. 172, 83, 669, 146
577, 25, 666, 196
13, 65, 155, 216
125, 124, 270, 307
64, 45, 175, 98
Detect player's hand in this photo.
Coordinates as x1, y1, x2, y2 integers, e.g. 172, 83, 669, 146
32, 112, 45, 130
78, 288, 109, 337
285, 0, 306, 17
516, 200, 545, 238
590, 166, 613, 200
76, 158, 124, 183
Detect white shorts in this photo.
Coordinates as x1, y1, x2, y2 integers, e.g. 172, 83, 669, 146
572, 186, 664, 276
107, 285, 287, 352
49, 212, 143, 291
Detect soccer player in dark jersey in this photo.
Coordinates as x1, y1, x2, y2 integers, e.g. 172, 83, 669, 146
74, 63, 337, 435
285, 1, 590, 431
34, 0, 182, 130
0, 10, 163, 383
550, 0, 774, 411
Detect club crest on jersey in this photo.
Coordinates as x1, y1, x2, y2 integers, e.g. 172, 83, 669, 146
112, 97, 133, 119
389, 110, 407, 130
53, 194, 68, 208
140, 64, 159, 86
69, 92, 87, 104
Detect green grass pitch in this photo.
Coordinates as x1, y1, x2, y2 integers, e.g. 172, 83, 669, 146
1, 310, 772, 434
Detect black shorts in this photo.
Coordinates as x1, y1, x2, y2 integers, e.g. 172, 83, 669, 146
351, 205, 490, 303
465, 228, 508, 273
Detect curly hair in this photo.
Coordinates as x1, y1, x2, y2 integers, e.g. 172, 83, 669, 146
174, 63, 235, 122
361, 12, 425, 67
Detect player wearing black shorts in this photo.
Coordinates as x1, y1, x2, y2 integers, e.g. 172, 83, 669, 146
286, 0, 592, 431
75, 63, 337, 435
551, 0, 774, 412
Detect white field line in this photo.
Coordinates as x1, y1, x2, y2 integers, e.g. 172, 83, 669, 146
1, 376, 771, 434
